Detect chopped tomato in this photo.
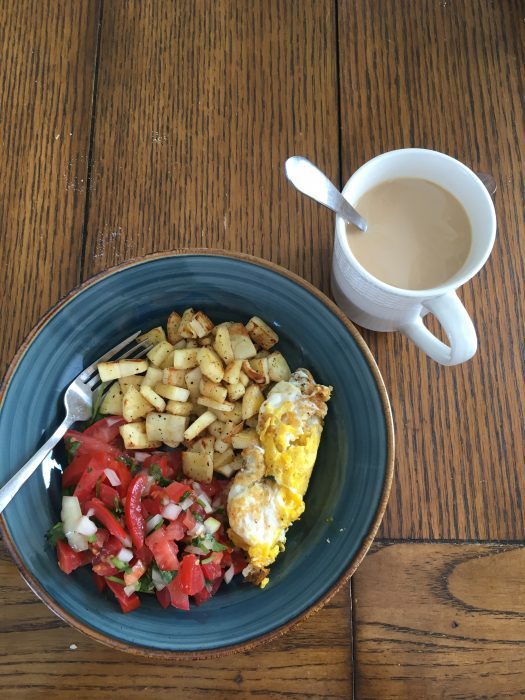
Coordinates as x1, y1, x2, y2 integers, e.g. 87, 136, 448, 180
125, 473, 149, 549
143, 453, 175, 480
92, 560, 118, 577
164, 518, 185, 541
134, 544, 154, 567
57, 540, 91, 574
166, 451, 183, 478
124, 559, 146, 586
83, 416, 127, 443
85, 498, 130, 545
145, 528, 180, 571
201, 552, 223, 581
106, 578, 141, 613
165, 481, 192, 503
199, 479, 228, 500
87, 528, 109, 555
99, 482, 120, 509
178, 554, 205, 595
193, 585, 212, 606
142, 497, 162, 518
62, 453, 98, 488
156, 587, 171, 609
166, 576, 190, 611
108, 458, 132, 496
182, 510, 196, 531
65, 429, 121, 458
100, 535, 125, 558
93, 572, 106, 593
74, 466, 105, 503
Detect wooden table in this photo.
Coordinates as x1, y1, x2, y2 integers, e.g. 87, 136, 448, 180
1, 1, 524, 697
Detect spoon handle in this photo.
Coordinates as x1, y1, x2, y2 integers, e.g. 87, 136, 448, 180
285, 156, 368, 232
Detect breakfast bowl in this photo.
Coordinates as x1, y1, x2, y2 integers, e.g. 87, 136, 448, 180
0, 250, 394, 658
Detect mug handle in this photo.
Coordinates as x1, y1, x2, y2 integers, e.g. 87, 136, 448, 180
400, 292, 477, 366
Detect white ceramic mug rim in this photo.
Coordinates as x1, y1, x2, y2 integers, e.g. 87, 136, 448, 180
336, 148, 497, 298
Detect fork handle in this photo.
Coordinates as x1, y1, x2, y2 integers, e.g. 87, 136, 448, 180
0, 419, 72, 514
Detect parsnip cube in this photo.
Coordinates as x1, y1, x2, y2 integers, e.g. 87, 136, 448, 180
197, 348, 224, 383
213, 438, 230, 454
223, 360, 243, 385
178, 308, 197, 338
182, 451, 213, 483
159, 350, 175, 369
185, 339, 199, 348
221, 420, 245, 441
189, 311, 214, 338
191, 436, 215, 456
119, 421, 161, 450
207, 420, 225, 439
246, 316, 279, 350
98, 358, 148, 382
173, 339, 186, 349
100, 383, 123, 415
97, 361, 121, 381
228, 323, 257, 360
212, 401, 243, 423
231, 428, 260, 450
268, 351, 291, 382
141, 366, 164, 387
185, 367, 202, 400
154, 383, 190, 402
198, 336, 213, 346
122, 385, 155, 422
145, 413, 188, 448
213, 324, 234, 365
213, 448, 235, 470
140, 385, 166, 412
197, 396, 234, 412
166, 311, 182, 344
238, 370, 250, 387
200, 379, 227, 403
162, 368, 186, 387
242, 359, 267, 385
165, 400, 193, 417
250, 357, 270, 384
138, 326, 166, 345
184, 410, 216, 441
147, 340, 175, 367
214, 455, 243, 478
242, 385, 264, 420
227, 382, 245, 401
173, 348, 199, 369
119, 375, 143, 391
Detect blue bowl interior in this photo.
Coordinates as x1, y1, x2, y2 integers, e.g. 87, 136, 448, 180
0, 254, 389, 653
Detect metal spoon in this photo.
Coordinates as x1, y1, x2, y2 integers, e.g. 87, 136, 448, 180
285, 156, 368, 232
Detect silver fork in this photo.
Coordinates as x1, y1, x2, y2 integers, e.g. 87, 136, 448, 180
0, 331, 152, 514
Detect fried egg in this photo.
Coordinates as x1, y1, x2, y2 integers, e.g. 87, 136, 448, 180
227, 369, 331, 587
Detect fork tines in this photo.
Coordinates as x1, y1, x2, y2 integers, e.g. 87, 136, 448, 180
79, 331, 153, 387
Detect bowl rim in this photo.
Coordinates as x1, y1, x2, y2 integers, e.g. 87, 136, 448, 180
0, 248, 394, 659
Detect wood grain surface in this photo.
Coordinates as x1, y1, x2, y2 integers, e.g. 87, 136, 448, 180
338, 0, 525, 541
353, 542, 525, 699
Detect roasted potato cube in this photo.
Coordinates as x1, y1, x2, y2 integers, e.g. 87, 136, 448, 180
147, 340, 175, 367
122, 385, 155, 422
227, 382, 245, 401
153, 383, 190, 402
100, 383, 123, 415
178, 308, 197, 339
173, 339, 186, 349
184, 410, 216, 440
166, 311, 182, 344
242, 359, 267, 385
173, 348, 199, 369
185, 339, 199, 348
158, 350, 175, 369
242, 385, 264, 420
139, 385, 166, 412
200, 379, 227, 403
221, 420, 245, 441
198, 336, 213, 346
250, 357, 270, 384
185, 367, 202, 400
214, 455, 243, 477
191, 436, 215, 456
228, 323, 257, 360
246, 316, 279, 350
223, 360, 243, 385
189, 311, 214, 338
245, 415, 259, 429
119, 421, 161, 450
182, 451, 213, 483
197, 396, 234, 412
197, 347, 224, 383
212, 401, 243, 423
98, 359, 148, 381
145, 412, 188, 447
268, 351, 291, 382
213, 438, 230, 453
213, 324, 234, 365
137, 326, 166, 345
165, 400, 193, 417
207, 420, 225, 439
119, 375, 143, 392
162, 368, 186, 387
231, 428, 260, 450
238, 370, 250, 387
213, 448, 235, 470
141, 366, 164, 387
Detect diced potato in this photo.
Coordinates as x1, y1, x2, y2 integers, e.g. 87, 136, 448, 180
242, 385, 264, 420
213, 324, 234, 365
213, 438, 230, 454
223, 360, 243, 385
255, 350, 270, 358
173, 339, 186, 349
214, 455, 243, 478
178, 308, 197, 338
166, 311, 182, 344
122, 385, 155, 422
213, 448, 235, 470
191, 436, 215, 456
140, 385, 166, 412
185, 339, 199, 348
165, 400, 193, 417
197, 347, 224, 383
242, 359, 267, 385
185, 367, 202, 400
173, 348, 199, 369
268, 351, 291, 382
198, 336, 213, 346
212, 401, 243, 423
100, 383, 123, 415
246, 316, 279, 350
145, 412, 188, 448
162, 368, 186, 387
119, 422, 161, 450
238, 370, 250, 387
191, 402, 208, 417
227, 382, 245, 401
119, 375, 143, 392
189, 311, 214, 338
221, 420, 245, 441
197, 396, 234, 412
98, 358, 148, 382
141, 366, 164, 387
231, 428, 260, 450
137, 326, 166, 345
228, 323, 257, 360
207, 420, 225, 439
182, 451, 213, 483
159, 350, 175, 369
184, 410, 216, 440
97, 362, 121, 381
147, 340, 175, 367
154, 383, 190, 402
245, 415, 259, 429
250, 357, 270, 384
200, 379, 227, 403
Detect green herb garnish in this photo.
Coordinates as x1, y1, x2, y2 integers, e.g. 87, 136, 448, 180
112, 496, 123, 516
105, 575, 125, 585
157, 568, 178, 584
110, 556, 131, 573
46, 522, 65, 547
148, 463, 171, 487
84, 382, 109, 428
136, 569, 155, 594
65, 437, 81, 463
87, 534, 98, 543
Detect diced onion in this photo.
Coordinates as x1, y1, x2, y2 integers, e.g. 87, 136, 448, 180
86, 508, 95, 518
151, 567, 167, 591
187, 522, 205, 538
67, 532, 89, 552
117, 547, 133, 563
224, 564, 235, 584
161, 503, 182, 521
197, 493, 213, 514
146, 514, 163, 533
75, 515, 97, 536
121, 535, 132, 548
204, 517, 221, 534
179, 497, 193, 511
133, 452, 150, 463
104, 468, 121, 487
124, 582, 139, 597
185, 545, 207, 556
61, 496, 82, 532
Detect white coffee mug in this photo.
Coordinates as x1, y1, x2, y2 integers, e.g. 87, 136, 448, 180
331, 149, 497, 366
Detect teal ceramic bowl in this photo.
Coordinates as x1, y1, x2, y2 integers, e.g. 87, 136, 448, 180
0, 251, 393, 658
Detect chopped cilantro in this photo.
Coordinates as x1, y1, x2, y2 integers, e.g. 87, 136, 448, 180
193, 512, 204, 522
61, 485, 74, 497
191, 537, 209, 553
201, 555, 214, 564
157, 569, 178, 584
46, 522, 65, 547
136, 570, 155, 594
148, 463, 171, 487
113, 496, 123, 515
179, 490, 191, 503
206, 536, 227, 553
65, 437, 81, 463
214, 506, 225, 515
110, 556, 131, 573
87, 534, 98, 543
105, 575, 125, 585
